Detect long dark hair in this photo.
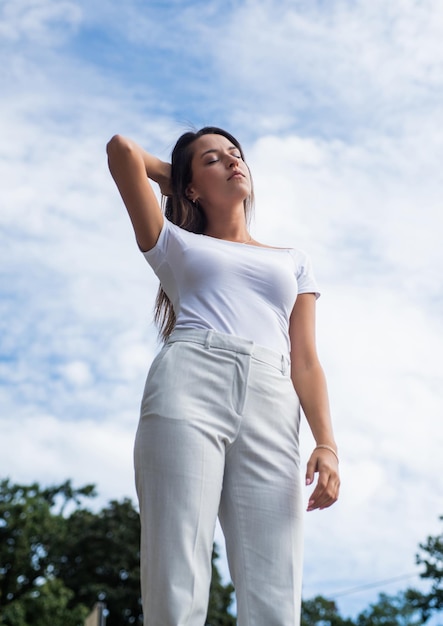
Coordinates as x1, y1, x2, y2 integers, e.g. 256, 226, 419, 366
155, 126, 254, 339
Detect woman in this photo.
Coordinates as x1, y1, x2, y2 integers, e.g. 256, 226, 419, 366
107, 126, 340, 626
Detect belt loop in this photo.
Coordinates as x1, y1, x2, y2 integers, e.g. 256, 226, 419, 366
281, 355, 288, 375
205, 330, 213, 349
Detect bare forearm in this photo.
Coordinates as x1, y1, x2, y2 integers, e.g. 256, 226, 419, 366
107, 135, 171, 191
139, 147, 171, 188
289, 295, 340, 509
292, 363, 337, 449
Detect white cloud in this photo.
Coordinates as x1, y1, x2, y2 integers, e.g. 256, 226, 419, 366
59, 360, 93, 388
0, 0, 82, 44
198, 0, 443, 138
249, 130, 443, 303
1, 0, 442, 621
0, 408, 137, 506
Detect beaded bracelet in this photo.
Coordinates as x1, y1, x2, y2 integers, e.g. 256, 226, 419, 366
314, 444, 339, 463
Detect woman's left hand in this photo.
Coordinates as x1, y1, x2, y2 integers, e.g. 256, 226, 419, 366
305, 448, 340, 512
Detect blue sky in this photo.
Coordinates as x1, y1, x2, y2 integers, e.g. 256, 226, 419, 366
1, 0, 443, 621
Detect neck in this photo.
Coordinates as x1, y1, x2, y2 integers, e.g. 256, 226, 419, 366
203, 204, 250, 243
204, 223, 251, 243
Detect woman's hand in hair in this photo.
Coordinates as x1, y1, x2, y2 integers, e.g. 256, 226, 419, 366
156, 162, 172, 197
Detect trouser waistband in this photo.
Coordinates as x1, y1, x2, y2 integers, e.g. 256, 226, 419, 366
166, 328, 290, 374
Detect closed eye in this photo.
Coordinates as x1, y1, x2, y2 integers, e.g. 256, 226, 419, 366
204, 152, 242, 164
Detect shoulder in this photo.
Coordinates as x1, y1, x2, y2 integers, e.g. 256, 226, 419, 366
288, 246, 311, 262
142, 218, 200, 258
287, 247, 315, 272
287, 248, 320, 298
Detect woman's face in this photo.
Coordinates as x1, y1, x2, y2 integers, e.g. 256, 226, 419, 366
186, 134, 251, 210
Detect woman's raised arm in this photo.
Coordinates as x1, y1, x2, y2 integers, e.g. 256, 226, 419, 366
106, 135, 171, 252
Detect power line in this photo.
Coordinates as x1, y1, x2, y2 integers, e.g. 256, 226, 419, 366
328, 572, 420, 598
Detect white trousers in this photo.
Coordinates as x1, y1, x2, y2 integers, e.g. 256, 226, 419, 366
134, 329, 303, 626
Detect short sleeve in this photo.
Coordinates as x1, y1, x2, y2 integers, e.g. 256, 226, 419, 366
142, 217, 172, 271
290, 249, 320, 299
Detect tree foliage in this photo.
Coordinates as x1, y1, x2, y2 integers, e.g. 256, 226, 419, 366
356, 591, 424, 626
1, 478, 442, 626
301, 594, 355, 625
0, 478, 235, 626
414, 516, 443, 621
0, 478, 94, 626
206, 545, 236, 626
52, 498, 143, 625
0, 578, 88, 626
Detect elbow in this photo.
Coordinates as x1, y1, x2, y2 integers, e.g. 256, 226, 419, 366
290, 345, 321, 374
106, 134, 122, 154
106, 134, 134, 159
106, 135, 139, 173
291, 356, 323, 383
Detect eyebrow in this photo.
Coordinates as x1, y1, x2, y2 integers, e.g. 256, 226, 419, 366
200, 146, 239, 158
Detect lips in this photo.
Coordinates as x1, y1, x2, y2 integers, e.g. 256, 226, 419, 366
228, 170, 245, 180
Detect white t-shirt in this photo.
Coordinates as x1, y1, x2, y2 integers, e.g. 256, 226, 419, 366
143, 218, 319, 358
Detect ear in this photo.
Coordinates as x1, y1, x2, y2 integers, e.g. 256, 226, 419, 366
186, 184, 196, 201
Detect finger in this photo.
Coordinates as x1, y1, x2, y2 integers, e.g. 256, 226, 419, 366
305, 455, 318, 486
306, 480, 327, 511
316, 478, 340, 510
307, 472, 340, 511
308, 488, 336, 511
305, 464, 315, 486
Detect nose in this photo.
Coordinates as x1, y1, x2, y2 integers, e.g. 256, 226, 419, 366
227, 154, 240, 167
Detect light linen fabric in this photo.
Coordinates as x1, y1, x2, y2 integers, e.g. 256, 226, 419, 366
134, 329, 303, 626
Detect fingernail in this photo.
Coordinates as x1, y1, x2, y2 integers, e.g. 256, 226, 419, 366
306, 478, 313, 486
